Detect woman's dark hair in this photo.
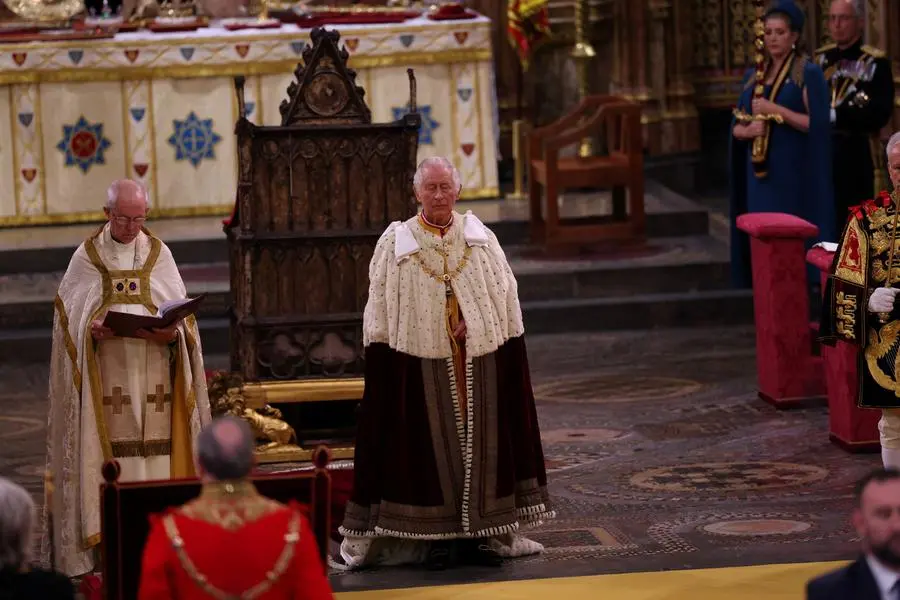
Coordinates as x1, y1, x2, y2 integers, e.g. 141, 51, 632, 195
764, 9, 802, 33
763, 10, 807, 55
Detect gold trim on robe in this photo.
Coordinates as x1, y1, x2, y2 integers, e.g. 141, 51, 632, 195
821, 193, 900, 405
42, 223, 212, 577
752, 52, 796, 179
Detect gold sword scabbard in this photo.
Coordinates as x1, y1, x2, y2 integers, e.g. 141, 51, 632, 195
879, 191, 900, 323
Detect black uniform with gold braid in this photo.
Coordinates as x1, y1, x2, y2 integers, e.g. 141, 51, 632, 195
815, 40, 895, 230
820, 191, 900, 408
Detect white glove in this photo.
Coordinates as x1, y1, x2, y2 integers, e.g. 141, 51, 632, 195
868, 287, 900, 313
813, 242, 838, 252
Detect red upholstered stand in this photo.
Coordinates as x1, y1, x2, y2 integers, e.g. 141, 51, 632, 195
807, 247, 881, 452
737, 213, 825, 407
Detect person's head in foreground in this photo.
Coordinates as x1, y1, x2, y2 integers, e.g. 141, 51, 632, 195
0, 476, 35, 573
194, 415, 256, 483
104, 179, 149, 245
886, 131, 900, 190
413, 157, 462, 227
827, 0, 863, 48
854, 467, 900, 568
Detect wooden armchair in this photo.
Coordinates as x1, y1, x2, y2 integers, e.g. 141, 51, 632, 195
528, 95, 645, 250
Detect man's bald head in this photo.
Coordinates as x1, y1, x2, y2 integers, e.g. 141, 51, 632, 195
106, 179, 148, 212
196, 416, 255, 481
104, 179, 149, 244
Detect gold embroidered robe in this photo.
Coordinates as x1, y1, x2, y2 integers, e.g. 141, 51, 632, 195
42, 223, 212, 577
820, 191, 900, 408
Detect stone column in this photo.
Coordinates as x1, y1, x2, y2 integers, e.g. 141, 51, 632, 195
613, 0, 698, 155
611, 0, 653, 148
661, 0, 699, 154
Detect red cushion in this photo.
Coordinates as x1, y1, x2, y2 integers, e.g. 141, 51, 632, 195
736, 212, 819, 239
806, 247, 835, 272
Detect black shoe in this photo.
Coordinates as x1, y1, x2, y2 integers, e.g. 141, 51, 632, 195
426, 540, 456, 570
459, 538, 503, 567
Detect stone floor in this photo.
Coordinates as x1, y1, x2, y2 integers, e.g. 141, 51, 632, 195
0, 325, 875, 592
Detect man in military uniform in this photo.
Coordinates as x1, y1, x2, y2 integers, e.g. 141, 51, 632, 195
815, 0, 895, 231
821, 132, 900, 469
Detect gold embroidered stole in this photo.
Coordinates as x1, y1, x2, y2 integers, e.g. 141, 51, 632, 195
751, 52, 795, 178
83, 228, 169, 460
171, 338, 197, 478
416, 214, 472, 415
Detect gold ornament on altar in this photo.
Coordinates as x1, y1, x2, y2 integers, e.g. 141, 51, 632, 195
1, 0, 83, 22
156, 0, 195, 18
208, 371, 300, 453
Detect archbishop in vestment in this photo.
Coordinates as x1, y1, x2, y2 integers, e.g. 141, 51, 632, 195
43, 179, 212, 577
338, 158, 553, 570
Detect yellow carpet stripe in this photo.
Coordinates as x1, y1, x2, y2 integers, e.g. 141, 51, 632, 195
336, 561, 849, 600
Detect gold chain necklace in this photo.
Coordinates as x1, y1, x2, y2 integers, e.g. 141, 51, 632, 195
413, 243, 472, 290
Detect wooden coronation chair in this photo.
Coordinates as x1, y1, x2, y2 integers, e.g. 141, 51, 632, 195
528, 94, 645, 250
99, 447, 333, 600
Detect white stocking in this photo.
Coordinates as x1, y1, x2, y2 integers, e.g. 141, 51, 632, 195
882, 447, 900, 469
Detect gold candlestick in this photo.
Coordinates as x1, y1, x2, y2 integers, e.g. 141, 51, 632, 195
570, 0, 595, 158
506, 119, 529, 202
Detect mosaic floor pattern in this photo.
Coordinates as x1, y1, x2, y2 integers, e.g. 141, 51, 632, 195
0, 325, 877, 593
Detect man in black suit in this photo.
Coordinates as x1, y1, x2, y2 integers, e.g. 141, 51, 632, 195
808, 468, 900, 599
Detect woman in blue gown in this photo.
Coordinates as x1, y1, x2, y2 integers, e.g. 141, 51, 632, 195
729, 0, 835, 288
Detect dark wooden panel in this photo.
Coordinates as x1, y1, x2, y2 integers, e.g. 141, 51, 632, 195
227, 27, 419, 383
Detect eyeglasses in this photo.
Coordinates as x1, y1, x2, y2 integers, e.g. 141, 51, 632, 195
112, 215, 146, 227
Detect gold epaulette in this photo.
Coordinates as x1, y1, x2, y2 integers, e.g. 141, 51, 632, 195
861, 44, 886, 59
815, 43, 836, 55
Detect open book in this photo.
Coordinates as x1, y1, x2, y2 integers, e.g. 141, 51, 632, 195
101, 294, 207, 339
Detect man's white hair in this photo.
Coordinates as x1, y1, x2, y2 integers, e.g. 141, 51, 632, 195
413, 157, 462, 193
833, 0, 864, 18
0, 477, 35, 571
106, 179, 149, 211
886, 131, 900, 161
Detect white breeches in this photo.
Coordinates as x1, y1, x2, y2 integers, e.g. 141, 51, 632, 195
880, 409, 900, 468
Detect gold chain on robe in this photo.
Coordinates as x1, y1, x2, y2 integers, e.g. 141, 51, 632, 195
416, 214, 472, 417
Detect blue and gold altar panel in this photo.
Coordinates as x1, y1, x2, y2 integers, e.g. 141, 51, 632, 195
0, 16, 499, 226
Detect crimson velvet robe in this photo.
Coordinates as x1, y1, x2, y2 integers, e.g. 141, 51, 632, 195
138, 482, 333, 600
